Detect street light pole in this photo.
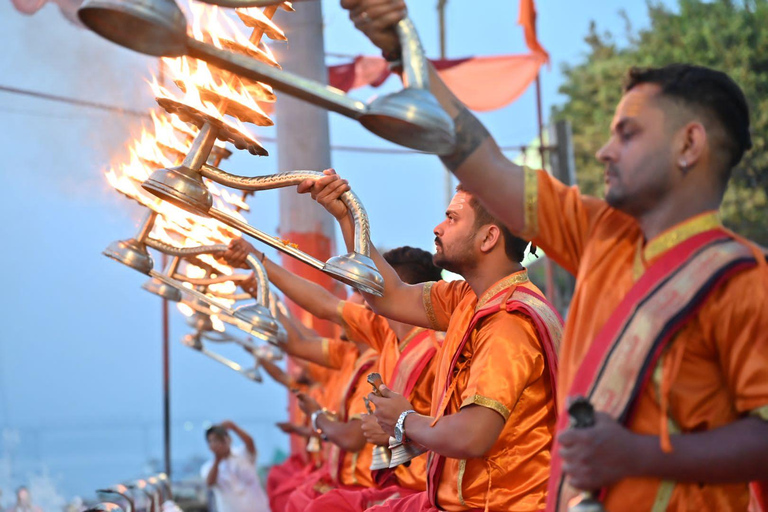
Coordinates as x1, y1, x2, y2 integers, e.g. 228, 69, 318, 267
437, 0, 452, 207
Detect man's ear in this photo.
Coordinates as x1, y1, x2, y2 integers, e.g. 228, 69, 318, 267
479, 225, 502, 253
676, 120, 708, 175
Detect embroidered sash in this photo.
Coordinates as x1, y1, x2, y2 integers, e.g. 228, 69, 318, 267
548, 230, 760, 512
390, 329, 438, 399
426, 286, 563, 508
371, 328, 438, 487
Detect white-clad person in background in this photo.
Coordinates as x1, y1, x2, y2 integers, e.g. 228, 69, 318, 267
201, 420, 269, 512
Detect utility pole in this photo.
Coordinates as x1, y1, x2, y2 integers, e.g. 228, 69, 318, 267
158, 58, 171, 480
273, 2, 342, 455
438, 0, 452, 206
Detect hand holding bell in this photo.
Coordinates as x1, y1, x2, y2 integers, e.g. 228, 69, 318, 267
565, 397, 606, 512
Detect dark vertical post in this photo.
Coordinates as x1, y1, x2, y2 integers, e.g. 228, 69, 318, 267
158, 57, 171, 480
437, 0, 452, 206
162, 253, 171, 479
535, 75, 557, 307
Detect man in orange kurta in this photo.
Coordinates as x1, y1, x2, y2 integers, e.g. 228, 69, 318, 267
322, 9, 768, 507
523, 165, 768, 509
299, 178, 562, 511
284, 336, 379, 512
226, 239, 446, 508
221, 265, 380, 512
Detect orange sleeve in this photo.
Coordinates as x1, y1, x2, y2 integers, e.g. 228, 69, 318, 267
347, 371, 375, 419
305, 361, 331, 384
423, 279, 472, 331
325, 337, 355, 370
459, 312, 545, 421
521, 167, 611, 275
705, 267, 768, 417
339, 301, 390, 353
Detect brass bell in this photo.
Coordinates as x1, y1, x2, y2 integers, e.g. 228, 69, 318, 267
306, 436, 321, 453
370, 445, 392, 471
388, 437, 427, 468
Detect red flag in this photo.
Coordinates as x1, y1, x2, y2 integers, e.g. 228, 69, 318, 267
324, 54, 544, 112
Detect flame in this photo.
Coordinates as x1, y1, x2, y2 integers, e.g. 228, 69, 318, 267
107, 0, 286, 341
177, 302, 195, 317
211, 315, 226, 332
189, 3, 280, 68
235, 7, 287, 41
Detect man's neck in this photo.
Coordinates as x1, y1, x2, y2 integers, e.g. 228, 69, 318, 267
389, 320, 415, 340
462, 261, 524, 299
353, 341, 369, 356
637, 192, 720, 241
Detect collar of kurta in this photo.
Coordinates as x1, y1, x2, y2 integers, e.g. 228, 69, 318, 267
475, 269, 529, 311
633, 210, 721, 280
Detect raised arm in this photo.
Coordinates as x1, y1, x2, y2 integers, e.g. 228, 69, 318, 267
255, 354, 295, 389
297, 170, 431, 328
222, 238, 344, 322
339, 0, 527, 234
276, 310, 335, 369
220, 420, 255, 456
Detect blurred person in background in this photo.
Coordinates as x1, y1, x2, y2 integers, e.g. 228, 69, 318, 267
8, 487, 42, 512
201, 421, 269, 512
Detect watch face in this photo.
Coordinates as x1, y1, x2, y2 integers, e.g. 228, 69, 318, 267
394, 417, 404, 443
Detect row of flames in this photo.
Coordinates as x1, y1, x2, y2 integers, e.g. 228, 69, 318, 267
106, 0, 294, 330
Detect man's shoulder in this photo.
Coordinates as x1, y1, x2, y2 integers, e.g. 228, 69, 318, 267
432, 278, 473, 300
232, 445, 257, 465
201, 458, 214, 476
706, 259, 767, 314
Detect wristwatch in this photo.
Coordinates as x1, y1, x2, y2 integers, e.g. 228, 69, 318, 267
311, 409, 330, 441
394, 409, 417, 444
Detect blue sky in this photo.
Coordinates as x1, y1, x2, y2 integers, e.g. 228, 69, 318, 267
0, 0, 674, 500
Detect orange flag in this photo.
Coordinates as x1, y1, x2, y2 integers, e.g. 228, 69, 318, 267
518, 0, 549, 63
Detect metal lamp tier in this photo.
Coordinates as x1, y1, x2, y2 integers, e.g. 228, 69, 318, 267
77, 0, 456, 154
182, 317, 264, 382
140, 117, 385, 295
103, 209, 285, 345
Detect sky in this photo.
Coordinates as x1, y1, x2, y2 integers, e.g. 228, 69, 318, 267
0, 0, 674, 502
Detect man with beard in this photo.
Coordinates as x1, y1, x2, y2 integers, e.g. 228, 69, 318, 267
335, 2, 768, 510
299, 174, 562, 511
225, 239, 444, 510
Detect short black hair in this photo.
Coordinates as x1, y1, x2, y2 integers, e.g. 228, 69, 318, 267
455, 184, 528, 262
383, 246, 443, 284
624, 64, 752, 176
205, 425, 229, 441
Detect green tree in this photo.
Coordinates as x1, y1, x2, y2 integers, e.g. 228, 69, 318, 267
553, 0, 768, 244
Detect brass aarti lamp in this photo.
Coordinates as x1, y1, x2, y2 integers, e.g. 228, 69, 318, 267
85, 504, 126, 512
126, 479, 161, 512
104, 210, 283, 344
147, 474, 172, 502
76, 0, 455, 154
96, 486, 135, 512
146, 160, 385, 295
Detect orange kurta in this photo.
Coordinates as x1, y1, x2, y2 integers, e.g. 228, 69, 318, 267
285, 341, 377, 512
337, 368, 377, 488
324, 337, 379, 488
340, 301, 442, 491
522, 168, 768, 511
423, 272, 556, 511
